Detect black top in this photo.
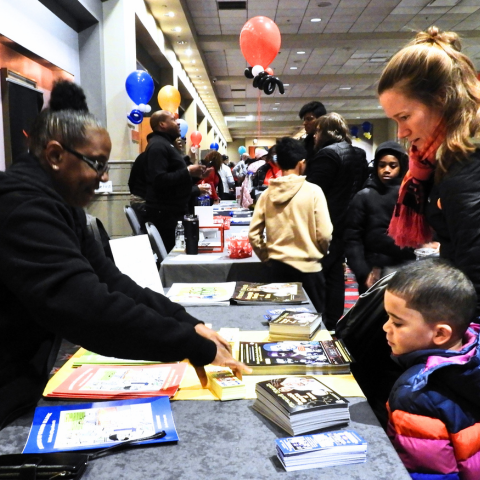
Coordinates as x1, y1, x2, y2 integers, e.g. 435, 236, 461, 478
144, 131, 194, 214
426, 149, 480, 314
0, 153, 216, 428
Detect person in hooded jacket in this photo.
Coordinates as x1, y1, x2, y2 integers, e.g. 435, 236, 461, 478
344, 141, 416, 294
383, 260, 480, 480
248, 137, 333, 313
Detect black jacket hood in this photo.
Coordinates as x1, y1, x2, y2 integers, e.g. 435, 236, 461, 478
373, 141, 408, 177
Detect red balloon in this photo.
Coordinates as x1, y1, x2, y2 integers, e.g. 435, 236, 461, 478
190, 131, 202, 145
265, 67, 274, 76
240, 16, 281, 68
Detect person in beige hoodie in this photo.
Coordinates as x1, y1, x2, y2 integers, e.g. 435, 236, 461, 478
248, 137, 333, 313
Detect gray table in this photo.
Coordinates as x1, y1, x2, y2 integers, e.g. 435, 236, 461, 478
0, 303, 409, 480
160, 225, 273, 287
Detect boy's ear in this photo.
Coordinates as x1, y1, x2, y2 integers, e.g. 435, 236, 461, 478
432, 323, 454, 347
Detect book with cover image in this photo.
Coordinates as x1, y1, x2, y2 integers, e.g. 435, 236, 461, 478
23, 397, 178, 453
231, 282, 308, 305
206, 367, 246, 401
166, 282, 236, 306
239, 340, 352, 375
253, 376, 350, 436
269, 311, 323, 340
276, 429, 367, 472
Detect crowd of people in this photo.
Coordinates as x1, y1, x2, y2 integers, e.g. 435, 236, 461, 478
1, 25, 480, 479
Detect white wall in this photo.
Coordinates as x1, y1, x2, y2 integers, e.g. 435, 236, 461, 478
0, 0, 81, 79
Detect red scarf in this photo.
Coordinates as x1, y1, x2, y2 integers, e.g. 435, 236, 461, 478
388, 122, 446, 248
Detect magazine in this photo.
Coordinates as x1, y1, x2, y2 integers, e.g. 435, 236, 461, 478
166, 282, 236, 306
46, 363, 186, 399
276, 429, 367, 472
23, 397, 178, 453
232, 282, 308, 305
239, 340, 352, 375
253, 376, 350, 435
72, 349, 159, 367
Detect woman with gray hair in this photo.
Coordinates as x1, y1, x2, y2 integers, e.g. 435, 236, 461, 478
305, 112, 367, 329
0, 83, 249, 429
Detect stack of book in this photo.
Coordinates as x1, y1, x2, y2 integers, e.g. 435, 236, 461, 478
23, 397, 178, 453
253, 377, 350, 435
72, 349, 158, 367
45, 363, 186, 400
276, 429, 367, 472
239, 340, 352, 375
269, 311, 323, 341
231, 282, 308, 305
206, 367, 246, 401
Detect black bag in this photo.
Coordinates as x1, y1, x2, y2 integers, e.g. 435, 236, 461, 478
335, 272, 403, 429
0, 431, 166, 479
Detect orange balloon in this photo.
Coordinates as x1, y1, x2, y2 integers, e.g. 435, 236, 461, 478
157, 85, 181, 113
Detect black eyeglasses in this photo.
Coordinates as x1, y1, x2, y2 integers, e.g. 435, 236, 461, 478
61, 144, 109, 175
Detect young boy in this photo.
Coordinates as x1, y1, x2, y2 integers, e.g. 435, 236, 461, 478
248, 137, 333, 313
383, 259, 480, 479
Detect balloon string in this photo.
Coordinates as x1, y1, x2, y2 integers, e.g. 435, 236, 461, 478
257, 89, 262, 139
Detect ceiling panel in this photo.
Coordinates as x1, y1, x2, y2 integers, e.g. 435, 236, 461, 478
147, 0, 480, 139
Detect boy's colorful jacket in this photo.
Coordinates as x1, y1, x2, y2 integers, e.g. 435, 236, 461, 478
387, 323, 480, 480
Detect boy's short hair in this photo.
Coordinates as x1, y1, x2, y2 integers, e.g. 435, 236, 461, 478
298, 101, 327, 120
275, 137, 307, 170
387, 259, 476, 336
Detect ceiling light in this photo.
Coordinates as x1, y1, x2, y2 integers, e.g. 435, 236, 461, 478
283, 84, 290, 86
297, 51, 306, 55
172, 27, 181, 32
273, 108, 278, 110
164, 11, 175, 17
185, 49, 193, 56
339, 87, 351, 90
290, 67, 298, 70
311, 18, 321, 22
203, 86, 207, 89
177, 40, 187, 45
275, 102, 280, 105
191, 60, 196, 64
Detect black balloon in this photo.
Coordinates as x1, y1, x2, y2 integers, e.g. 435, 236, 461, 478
244, 67, 254, 79
249, 69, 285, 96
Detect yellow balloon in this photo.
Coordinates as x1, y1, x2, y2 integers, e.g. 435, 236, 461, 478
157, 85, 181, 113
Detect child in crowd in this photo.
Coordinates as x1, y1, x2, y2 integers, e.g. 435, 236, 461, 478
383, 259, 480, 479
248, 137, 333, 313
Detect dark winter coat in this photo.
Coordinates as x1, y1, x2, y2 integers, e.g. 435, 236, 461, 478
144, 131, 193, 214
344, 176, 415, 286
426, 149, 480, 315
305, 140, 367, 242
0, 153, 216, 429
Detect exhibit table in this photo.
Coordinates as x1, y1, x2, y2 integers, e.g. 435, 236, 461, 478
160, 225, 272, 287
0, 303, 410, 479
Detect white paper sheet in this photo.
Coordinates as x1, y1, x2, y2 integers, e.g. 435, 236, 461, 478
109, 235, 164, 295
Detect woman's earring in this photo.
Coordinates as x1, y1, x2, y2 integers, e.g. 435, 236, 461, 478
52, 165, 59, 171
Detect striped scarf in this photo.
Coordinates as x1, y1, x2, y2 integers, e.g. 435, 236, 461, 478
388, 122, 447, 248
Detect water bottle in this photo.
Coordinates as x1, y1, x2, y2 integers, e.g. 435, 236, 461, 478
197, 194, 204, 206
174, 221, 185, 250
202, 194, 211, 206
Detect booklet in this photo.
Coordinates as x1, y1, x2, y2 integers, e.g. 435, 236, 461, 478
166, 282, 237, 306
269, 311, 323, 341
23, 397, 178, 453
239, 340, 352, 375
46, 363, 187, 399
276, 429, 367, 472
232, 282, 308, 305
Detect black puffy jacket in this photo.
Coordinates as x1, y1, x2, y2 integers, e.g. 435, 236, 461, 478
305, 141, 367, 241
344, 175, 415, 286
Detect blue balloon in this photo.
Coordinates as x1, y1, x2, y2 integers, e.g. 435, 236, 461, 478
210, 142, 219, 151
125, 70, 154, 105
238, 146, 247, 155
127, 109, 143, 124
361, 121, 372, 133
350, 126, 359, 137
178, 119, 188, 138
